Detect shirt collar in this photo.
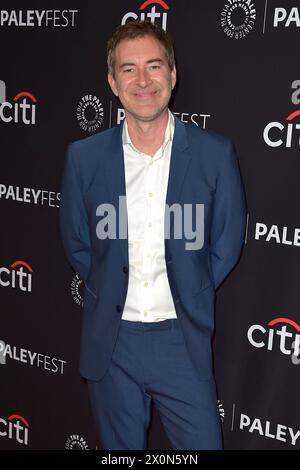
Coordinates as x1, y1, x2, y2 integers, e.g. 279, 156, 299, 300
122, 109, 174, 154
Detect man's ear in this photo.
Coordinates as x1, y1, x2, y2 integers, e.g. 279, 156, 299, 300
171, 65, 177, 90
107, 73, 119, 97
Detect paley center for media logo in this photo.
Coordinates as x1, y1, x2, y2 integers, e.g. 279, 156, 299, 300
0, 9, 78, 28
0, 80, 36, 125
71, 274, 84, 307
263, 80, 300, 149
217, 400, 225, 422
220, 0, 256, 39
247, 317, 300, 362
76, 94, 104, 133
0, 260, 32, 293
121, 0, 170, 30
65, 434, 89, 450
220, 2, 300, 36
0, 414, 29, 446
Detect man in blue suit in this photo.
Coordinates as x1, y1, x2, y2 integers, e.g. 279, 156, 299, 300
59, 21, 246, 450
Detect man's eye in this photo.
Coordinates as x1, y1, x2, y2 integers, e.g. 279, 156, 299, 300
149, 65, 160, 70
124, 68, 134, 73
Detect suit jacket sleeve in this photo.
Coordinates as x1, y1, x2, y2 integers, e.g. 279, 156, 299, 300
210, 140, 246, 289
59, 144, 91, 284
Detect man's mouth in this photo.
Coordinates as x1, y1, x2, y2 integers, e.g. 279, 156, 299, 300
133, 90, 158, 99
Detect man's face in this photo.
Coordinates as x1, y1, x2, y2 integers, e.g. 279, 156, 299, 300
108, 35, 176, 123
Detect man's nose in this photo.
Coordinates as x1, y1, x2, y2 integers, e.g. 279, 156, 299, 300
136, 68, 151, 87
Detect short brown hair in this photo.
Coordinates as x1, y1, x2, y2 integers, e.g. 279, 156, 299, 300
107, 21, 175, 76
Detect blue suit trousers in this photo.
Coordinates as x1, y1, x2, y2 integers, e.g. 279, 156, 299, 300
88, 318, 222, 450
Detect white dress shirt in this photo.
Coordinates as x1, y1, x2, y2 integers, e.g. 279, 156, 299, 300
121, 110, 177, 322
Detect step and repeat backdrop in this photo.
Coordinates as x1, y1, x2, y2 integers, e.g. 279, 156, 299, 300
1, 0, 300, 450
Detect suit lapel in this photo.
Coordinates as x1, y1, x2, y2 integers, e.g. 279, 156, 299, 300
165, 116, 192, 233
103, 123, 128, 264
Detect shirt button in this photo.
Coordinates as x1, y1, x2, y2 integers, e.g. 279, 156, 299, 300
148, 192, 153, 197
144, 282, 148, 287
144, 310, 148, 316
148, 223, 152, 228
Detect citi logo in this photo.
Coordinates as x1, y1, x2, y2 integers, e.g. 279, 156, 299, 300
0, 414, 29, 446
248, 317, 300, 358
263, 110, 300, 148
0, 80, 36, 125
121, 0, 170, 30
0, 260, 33, 293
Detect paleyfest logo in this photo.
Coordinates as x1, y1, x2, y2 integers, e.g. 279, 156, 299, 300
0, 80, 37, 125
121, 0, 170, 30
238, 411, 300, 446
0, 9, 78, 28
114, 106, 211, 129
221, 0, 256, 39
273, 7, 300, 29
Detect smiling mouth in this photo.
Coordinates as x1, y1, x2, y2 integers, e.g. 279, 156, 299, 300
133, 90, 159, 99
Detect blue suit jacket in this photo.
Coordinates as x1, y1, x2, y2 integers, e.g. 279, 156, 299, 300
59, 115, 246, 381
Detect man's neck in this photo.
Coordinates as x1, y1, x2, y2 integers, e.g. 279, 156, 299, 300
125, 110, 169, 157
